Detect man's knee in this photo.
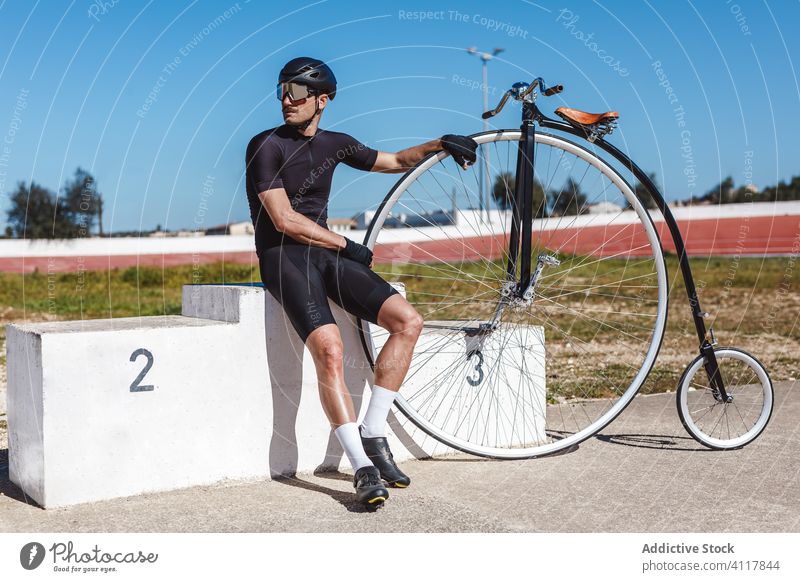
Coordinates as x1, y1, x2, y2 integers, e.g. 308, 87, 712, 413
405, 310, 424, 337
320, 337, 344, 362
391, 306, 424, 338
307, 326, 344, 367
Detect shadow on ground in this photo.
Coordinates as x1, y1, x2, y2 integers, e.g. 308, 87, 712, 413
594, 433, 713, 452
0, 448, 41, 507
273, 470, 389, 513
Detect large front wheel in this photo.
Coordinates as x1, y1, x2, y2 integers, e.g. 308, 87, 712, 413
360, 130, 669, 458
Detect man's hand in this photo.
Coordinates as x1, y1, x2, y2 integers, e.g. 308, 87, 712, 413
441, 134, 478, 169
341, 237, 374, 268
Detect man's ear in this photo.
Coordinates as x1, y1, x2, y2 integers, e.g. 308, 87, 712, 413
317, 93, 329, 111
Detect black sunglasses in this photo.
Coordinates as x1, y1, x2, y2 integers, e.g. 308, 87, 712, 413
277, 82, 318, 102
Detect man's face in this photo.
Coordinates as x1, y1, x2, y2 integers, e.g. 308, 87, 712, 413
281, 87, 327, 126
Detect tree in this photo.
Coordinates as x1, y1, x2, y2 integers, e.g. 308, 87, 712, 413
634, 172, 660, 210
61, 167, 102, 237
700, 176, 734, 204
6, 181, 62, 239
532, 177, 548, 218
677, 174, 800, 206
549, 177, 587, 216
760, 176, 800, 203
5, 167, 103, 239
492, 171, 515, 210
491, 172, 547, 217
97, 196, 104, 236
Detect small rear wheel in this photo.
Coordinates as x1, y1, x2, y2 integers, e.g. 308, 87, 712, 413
676, 348, 773, 449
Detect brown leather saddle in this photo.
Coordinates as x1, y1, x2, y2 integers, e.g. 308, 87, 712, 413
555, 106, 619, 127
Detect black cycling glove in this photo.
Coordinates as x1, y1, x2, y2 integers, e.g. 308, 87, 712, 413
441, 134, 478, 168
342, 237, 373, 267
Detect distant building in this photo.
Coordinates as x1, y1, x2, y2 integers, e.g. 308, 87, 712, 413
327, 218, 356, 233
587, 201, 623, 214
455, 208, 508, 229
353, 209, 459, 229
205, 221, 254, 236
352, 210, 377, 230
404, 210, 454, 228
149, 230, 205, 238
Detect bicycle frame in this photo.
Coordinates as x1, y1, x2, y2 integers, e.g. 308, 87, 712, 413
506, 89, 730, 401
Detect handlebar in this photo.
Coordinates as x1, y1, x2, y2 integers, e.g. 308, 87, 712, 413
482, 78, 563, 119
543, 84, 564, 96
482, 92, 511, 119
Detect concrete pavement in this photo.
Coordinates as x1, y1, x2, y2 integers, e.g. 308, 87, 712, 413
1, 381, 797, 533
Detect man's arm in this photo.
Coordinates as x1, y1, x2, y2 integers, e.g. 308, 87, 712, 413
258, 188, 346, 251
370, 135, 479, 173
369, 138, 445, 173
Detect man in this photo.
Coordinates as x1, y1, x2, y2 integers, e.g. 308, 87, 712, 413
245, 56, 478, 508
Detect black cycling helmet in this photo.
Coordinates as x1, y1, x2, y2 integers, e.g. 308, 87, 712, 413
278, 57, 337, 100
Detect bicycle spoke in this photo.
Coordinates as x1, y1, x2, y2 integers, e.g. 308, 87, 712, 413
364, 130, 667, 457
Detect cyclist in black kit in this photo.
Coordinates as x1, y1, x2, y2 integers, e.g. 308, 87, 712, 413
245, 56, 477, 508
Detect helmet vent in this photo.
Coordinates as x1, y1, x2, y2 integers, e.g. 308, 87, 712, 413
279, 57, 336, 100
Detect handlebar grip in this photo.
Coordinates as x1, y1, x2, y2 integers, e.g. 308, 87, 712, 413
543, 84, 564, 96
482, 111, 494, 120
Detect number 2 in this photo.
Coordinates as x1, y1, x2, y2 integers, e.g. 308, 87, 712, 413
129, 348, 155, 392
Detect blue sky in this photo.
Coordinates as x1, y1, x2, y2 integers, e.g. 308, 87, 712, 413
0, 0, 797, 233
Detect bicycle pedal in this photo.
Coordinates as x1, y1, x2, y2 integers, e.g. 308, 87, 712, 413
539, 253, 561, 266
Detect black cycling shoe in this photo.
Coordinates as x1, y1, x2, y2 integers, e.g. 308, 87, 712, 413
353, 465, 389, 507
359, 426, 411, 488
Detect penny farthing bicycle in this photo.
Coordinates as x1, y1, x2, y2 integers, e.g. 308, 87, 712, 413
357, 78, 773, 458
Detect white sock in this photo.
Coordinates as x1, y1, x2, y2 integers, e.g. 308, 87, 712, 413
359, 385, 397, 438
334, 422, 373, 471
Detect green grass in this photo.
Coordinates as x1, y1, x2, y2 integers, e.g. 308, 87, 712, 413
0, 255, 795, 399
0, 255, 789, 321
378, 253, 798, 395
0, 263, 261, 320
378, 254, 800, 342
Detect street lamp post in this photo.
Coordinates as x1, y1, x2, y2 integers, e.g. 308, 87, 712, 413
467, 46, 503, 222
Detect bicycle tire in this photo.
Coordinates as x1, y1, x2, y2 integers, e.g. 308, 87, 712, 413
358, 129, 669, 458
676, 347, 773, 449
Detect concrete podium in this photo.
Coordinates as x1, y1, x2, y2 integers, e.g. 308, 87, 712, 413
5, 283, 545, 508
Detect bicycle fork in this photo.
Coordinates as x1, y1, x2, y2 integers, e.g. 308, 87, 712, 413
505, 118, 534, 290
465, 117, 548, 384
702, 334, 732, 403
504, 116, 561, 302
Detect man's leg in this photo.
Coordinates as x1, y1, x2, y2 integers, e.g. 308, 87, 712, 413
374, 294, 424, 390
305, 321, 371, 467
359, 294, 424, 438
322, 252, 423, 487
356, 294, 423, 488
304, 323, 360, 428
261, 246, 387, 505
305, 322, 388, 505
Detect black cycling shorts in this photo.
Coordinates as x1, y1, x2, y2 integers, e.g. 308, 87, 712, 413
259, 244, 400, 343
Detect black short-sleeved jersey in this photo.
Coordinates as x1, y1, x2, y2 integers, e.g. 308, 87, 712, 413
245, 124, 379, 255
